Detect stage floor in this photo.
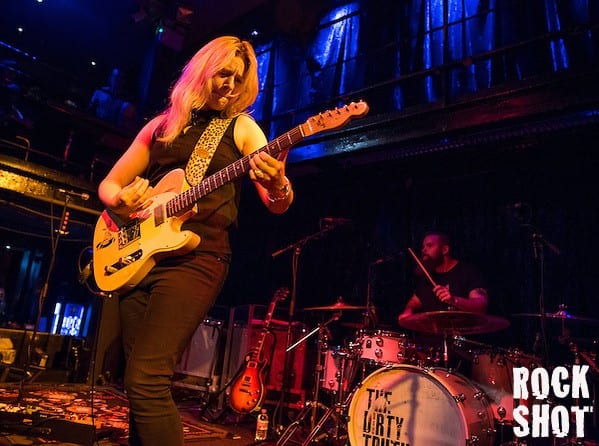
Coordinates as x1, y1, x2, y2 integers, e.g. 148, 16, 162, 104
1, 382, 595, 445
0, 383, 258, 446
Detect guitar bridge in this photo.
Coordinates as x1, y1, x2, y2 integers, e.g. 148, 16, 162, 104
104, 250, 143, 275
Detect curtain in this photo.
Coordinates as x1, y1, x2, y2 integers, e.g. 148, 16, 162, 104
254, 0, 598, 140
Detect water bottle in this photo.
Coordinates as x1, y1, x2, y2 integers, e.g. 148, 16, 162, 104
254, 408, 269, 441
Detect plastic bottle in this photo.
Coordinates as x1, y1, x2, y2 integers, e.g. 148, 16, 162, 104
255, 408, 269, 441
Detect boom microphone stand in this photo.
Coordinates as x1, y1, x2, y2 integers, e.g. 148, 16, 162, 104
522, 223, 562, 367
269, 219, 344, 435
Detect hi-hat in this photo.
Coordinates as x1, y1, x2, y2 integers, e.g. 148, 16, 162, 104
399, 311, 510, 335
513, 311, 599, 325
304, 298, 368, 311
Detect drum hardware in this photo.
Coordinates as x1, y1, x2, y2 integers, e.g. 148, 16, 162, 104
276, 311, 355, 445
298, 385, 355, 446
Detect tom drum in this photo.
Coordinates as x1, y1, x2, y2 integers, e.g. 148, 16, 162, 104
354, 330, 419, 366
321, 346, 357, 394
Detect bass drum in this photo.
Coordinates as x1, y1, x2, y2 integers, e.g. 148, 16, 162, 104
347, 364, 495, 446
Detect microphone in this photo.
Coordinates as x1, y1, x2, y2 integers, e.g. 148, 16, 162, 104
57, 188, 90, 201
320, 217, 352, 226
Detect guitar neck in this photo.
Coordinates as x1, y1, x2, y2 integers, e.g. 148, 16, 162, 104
251, 296, 279, 361
165, 125, 306, 218
161, 100, 370, 219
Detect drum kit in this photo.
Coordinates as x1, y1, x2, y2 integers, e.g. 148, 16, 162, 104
274, 300, 599, 446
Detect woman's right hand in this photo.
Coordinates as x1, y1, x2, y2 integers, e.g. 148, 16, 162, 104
111, 176, 154, 217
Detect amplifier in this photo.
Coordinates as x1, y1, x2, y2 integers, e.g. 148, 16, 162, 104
173, 319, 224, 392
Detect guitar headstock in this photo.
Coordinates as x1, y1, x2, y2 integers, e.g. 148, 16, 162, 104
302, 101, 369, 137
274, 287, 290, 303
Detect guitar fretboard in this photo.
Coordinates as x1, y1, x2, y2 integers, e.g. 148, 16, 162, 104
165, 126, 305, 218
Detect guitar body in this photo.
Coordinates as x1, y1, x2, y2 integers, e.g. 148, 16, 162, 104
93, 169, 200, 292
228, 287, 289, 414
228, 358, 267, 413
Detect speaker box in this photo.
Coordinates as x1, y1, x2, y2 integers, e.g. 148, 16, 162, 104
174, 319, 224, 392
90, 295, 122, 385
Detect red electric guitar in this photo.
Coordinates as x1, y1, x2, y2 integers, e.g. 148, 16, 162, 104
228, 287, 289, 413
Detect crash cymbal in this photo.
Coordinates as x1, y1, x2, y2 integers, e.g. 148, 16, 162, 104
304, 298, 369, 311
512, 311, 599, 324
399, 311, 510, 335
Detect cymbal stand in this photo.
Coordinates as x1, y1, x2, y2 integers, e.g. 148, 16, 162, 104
276, 313, 340, 446
300, 381, 356, 446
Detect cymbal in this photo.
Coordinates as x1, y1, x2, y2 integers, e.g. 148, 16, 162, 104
513, 311, 599, 324
304, 301, 369, 311
399, 311, 510, 335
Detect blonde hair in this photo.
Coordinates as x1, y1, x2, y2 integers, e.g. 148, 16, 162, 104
157, 36, 259, 144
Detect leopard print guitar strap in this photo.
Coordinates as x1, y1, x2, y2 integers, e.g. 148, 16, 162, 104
185, 117, 233, 186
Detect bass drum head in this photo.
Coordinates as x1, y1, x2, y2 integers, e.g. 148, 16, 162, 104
348, 364, 495, 446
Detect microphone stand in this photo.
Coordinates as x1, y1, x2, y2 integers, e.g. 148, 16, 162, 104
523, 224, 562, 367
15, 195, 72, 405
270, 222, 340, 435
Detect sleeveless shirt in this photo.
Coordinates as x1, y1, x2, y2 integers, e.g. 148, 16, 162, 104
145, 111, 242, 254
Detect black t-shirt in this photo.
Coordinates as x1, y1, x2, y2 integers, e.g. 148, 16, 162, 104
410, 261, 487, 358
414, 261, 486, 313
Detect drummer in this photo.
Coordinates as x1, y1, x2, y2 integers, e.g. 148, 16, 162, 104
398, 231, 488, 320
398, 232, 489, 366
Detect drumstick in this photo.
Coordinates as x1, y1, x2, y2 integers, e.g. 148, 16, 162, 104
407, 247, 437, 287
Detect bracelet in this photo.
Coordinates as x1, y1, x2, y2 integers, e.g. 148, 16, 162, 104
267, 178, 291, 203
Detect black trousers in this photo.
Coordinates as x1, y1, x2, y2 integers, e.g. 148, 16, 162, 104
119, 251, 230, 446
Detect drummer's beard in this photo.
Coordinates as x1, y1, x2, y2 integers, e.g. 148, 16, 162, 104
421, 254, 442, 271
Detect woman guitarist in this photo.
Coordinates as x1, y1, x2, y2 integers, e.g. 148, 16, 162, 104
97, 36, 294, 446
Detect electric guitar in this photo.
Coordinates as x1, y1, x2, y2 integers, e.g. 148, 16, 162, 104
229, 287, 289, 413
92, 101, 369, 292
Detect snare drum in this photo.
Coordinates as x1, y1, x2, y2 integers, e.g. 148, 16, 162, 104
347, 364, 495, 446
354, 330, 418, 365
